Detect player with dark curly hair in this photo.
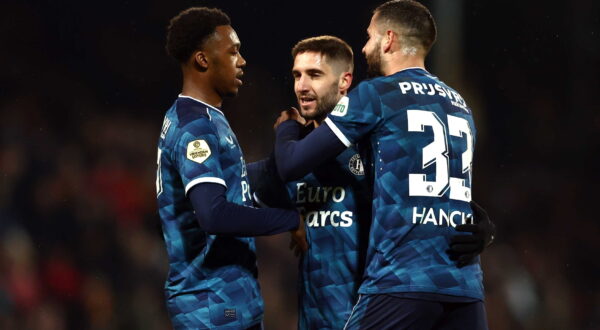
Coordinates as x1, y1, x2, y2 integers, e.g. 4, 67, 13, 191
156, 7, 306, 329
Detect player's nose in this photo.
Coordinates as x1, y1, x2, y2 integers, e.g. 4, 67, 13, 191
237, 52, 246, 67
295, 75, 309, 92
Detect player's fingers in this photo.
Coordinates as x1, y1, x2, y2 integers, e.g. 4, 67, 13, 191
299, 237, 308, 252
457, 254, 475, 267
450, 234, 478, 244
447, 249, 459, 261
455, 224, 479, 233
287, 107, 298, 117
449, 243, 479, 254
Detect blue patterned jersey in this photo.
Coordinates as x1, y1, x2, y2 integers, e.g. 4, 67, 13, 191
324, 68, 483, 300
286, 140, 371, 330
156, 95, 262, 329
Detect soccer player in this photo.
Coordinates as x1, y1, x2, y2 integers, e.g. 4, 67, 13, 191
156, 7, 306, 329
273, 1, 490, 328
251, 36, 371, 330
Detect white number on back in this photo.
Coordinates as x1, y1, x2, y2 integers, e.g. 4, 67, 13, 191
407, 110, 473, 201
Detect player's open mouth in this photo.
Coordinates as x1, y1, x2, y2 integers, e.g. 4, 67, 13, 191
299, 96, 316, 107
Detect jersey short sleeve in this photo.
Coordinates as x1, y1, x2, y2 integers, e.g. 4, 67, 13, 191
324, 80, 383, 146
174, 119, 225, 194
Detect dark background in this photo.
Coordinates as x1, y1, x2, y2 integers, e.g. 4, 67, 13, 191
0, 1, 598, 329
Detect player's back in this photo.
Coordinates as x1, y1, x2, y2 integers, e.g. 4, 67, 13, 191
156, 96, 262, 329
342, 68, 483, 300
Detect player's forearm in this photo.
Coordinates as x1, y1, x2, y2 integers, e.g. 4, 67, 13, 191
188, 183, 299, 236
247, 158, 268, 189
248, 155, 295, 209
274, 120, 346, 181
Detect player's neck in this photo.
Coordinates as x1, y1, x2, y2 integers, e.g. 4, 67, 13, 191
181, 76, 223, 108
383, 55, 425, 76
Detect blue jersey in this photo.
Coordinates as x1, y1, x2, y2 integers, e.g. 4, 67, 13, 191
288, 143, 371, 329
324, 68, 483, 300
156, 95, 262, 329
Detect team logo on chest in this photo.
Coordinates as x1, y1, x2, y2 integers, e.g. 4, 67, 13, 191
349, 153, 364, 175
186, 140, 211, 164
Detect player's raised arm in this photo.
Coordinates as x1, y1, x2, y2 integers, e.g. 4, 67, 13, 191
247, 155, 295, 209
274, 110, 347, 181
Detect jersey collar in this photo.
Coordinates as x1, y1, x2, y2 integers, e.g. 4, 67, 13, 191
394, 67, 430, 74
178, 94, 225, 116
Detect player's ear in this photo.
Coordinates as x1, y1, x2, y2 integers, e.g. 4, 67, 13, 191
192, 50, 209, 72
339, 71, 353, 93
383, 30, 395, 53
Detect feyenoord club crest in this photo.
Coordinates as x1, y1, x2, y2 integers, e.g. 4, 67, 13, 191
349, 153, 364, 175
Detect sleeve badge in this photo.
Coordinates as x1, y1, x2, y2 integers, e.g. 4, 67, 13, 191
186, 139, 211, 164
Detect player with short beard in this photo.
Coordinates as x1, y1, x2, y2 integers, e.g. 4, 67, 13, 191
272, 1, 492, 329
253, 36, 369, 329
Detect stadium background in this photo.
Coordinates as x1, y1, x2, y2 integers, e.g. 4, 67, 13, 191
0, 0, 598, 329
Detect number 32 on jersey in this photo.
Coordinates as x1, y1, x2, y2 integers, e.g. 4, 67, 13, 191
407, 110, 473, 202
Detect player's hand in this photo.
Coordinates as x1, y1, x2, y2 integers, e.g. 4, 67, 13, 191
274, 107, 306, 130
289, 213, 308, 257
448, 200, 496, 267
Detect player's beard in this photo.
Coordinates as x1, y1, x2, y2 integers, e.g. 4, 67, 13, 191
299, 81, 339, 123
365, 44, 383, 78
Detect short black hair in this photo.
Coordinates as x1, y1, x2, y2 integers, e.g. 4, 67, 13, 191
291, 35, 354, 72
374, 0, 437, 53
165, 7, 231, 63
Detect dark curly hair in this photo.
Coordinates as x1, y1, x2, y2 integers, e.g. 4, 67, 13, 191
165, 7, 231, 63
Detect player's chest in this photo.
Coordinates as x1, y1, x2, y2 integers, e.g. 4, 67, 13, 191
288, 148, 367, 203
211, 119, 248, 181
212, 119, 244, 157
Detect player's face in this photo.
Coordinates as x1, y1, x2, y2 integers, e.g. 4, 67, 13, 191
293, 52, 342, 121
363, 14, 383, 78
206, 25, 246, 97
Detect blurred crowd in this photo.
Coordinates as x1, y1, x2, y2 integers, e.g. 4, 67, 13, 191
1, 0, 598, 329
0, 91, 169, 329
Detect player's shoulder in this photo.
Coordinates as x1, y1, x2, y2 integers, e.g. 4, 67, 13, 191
352, 70, 417, 96
347, 76, 385, 101
174, 96, 212, 124
170, 96, 225, 134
